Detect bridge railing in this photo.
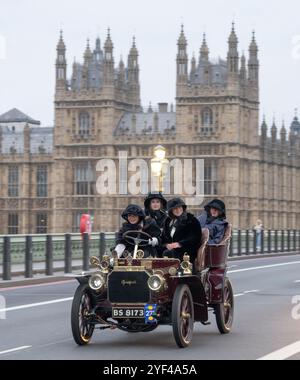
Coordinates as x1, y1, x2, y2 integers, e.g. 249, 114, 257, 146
0, 229, 299, 280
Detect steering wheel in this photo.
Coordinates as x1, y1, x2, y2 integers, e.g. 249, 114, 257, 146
122, 230, 152, 247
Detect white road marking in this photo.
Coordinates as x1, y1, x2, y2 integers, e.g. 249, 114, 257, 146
234, 290, 259, 298
258, 341, 300, 360
0, 346, 32, 355
294, 280, 300, 283
0, 297, 73, 313
228, 261, 300, 274
0, 287, 257, 314
244, 290, 259, 294
0, 280, 75, 292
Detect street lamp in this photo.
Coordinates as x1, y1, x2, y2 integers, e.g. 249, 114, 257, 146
154, 145, 166, 161
151, 145, 167, 192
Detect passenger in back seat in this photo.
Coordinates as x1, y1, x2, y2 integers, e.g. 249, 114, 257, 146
198, 199, 228, 245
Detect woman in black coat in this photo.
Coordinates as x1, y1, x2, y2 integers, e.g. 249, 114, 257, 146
162, 198, 202, 263
114, 204, 161, 258
144, 192, 168, 257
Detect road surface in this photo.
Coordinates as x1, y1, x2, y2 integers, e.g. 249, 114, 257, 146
0, 254, 300, 360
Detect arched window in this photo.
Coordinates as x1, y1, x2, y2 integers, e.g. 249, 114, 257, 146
79, 113, 90, 136
179, 64, 185, 75
202, 108, 213, 127
58, 68, 65, 80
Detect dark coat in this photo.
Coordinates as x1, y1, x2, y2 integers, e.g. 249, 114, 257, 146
116, 218, 161, 257
162, 212, 202, 262
144, 209, 168, 230
198, 211, 228, 245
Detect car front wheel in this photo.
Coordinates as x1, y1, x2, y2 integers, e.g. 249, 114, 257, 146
71, 284, 95, 346
172, 284, 194, 348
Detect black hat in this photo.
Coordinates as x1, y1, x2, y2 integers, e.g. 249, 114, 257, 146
205, 199, 226, 218
144, 192, 167, 210
122, 204, 146, 221
167, 198, 187, 215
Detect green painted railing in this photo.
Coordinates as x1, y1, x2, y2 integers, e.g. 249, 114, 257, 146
0, 233, 116, 264
1, 230, 299, 280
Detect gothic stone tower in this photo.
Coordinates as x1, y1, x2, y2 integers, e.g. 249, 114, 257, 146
53, 30, 142, 232
175, 24, 260, 227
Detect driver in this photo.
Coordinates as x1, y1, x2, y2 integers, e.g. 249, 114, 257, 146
114, 204, 161, 258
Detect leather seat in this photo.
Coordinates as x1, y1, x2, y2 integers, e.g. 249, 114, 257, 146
195, 228, 209, 272
195, 225, 233, 272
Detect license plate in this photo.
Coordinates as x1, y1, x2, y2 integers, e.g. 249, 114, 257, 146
112, 308, 145, 319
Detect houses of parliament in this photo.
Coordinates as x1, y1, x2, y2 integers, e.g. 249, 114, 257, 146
0, 24, 300, 235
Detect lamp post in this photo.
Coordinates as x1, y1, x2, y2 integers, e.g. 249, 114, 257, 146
151, 145, 167, 192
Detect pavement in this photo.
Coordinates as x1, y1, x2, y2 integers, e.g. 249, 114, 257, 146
0, 254, 300, 360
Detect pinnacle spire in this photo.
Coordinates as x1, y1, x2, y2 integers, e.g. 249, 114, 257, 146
281, 121, 287, 145
190, 53, 196, 77
129, 35, 138, 56
271, 117, 277, 132
104, 27, 113, 50
249, 30, 258, 54
178, 24, 187, 46
228, 21, 238, 44
261, 115, 267, 140
200, 33, 209, 61
57, 29, 66, 51
84, 39, 92, 62
95, 36, 101, 50
240, 53, 247, 81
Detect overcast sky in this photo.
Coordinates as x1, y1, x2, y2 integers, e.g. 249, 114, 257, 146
0, 0, 299, 128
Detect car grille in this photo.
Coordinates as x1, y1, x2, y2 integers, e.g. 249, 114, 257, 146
108, 271, 150, 304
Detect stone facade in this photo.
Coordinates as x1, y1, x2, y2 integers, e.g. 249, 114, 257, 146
0, 25, 300, 234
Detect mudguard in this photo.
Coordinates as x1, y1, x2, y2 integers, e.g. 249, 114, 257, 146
207, 268, 227, 304
169, 275, 208, 322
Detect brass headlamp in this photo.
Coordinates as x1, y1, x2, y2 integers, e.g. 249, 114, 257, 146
180, 254, 193, 275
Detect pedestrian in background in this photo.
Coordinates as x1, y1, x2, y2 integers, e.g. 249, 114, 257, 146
253, 219, 264, 249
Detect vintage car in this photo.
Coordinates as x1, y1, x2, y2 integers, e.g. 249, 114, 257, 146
70, 227, 234, 348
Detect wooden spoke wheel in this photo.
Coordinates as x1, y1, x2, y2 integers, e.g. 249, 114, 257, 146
214, 278, 234, 334
71, 284, 95, 345
172, 285, 194, 348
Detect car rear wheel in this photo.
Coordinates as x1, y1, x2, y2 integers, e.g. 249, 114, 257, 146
172, 284, 194, 348
214, 278, 234, 334
71, 284, 95, 346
